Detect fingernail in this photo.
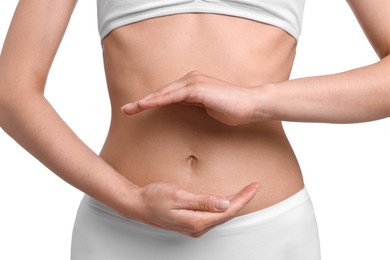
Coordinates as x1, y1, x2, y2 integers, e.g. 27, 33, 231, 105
215, 199, 230, 210
121, 104, 130, 110
254, 183, 262, 192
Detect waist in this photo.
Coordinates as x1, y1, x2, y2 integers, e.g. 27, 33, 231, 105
81, 186, 312, 236
100, 104, 304, 215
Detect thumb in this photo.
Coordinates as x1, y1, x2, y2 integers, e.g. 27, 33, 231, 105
181, 193, 230, 212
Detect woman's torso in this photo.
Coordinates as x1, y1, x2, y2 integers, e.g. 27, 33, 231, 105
99, 13, 303, 215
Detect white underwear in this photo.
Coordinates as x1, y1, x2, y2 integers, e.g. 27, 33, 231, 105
71, 187, 321, 260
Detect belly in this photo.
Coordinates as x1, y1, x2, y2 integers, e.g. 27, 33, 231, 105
99, 13, 303, 215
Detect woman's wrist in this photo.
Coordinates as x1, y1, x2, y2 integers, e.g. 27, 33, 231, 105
111, 180, 143, 221
110, 177, 143, 220
82, 164, 142, 221
251, 83, 279, 122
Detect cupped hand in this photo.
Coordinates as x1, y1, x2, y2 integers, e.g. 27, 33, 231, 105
131, 182, 261, 237
121, 71, 266, 126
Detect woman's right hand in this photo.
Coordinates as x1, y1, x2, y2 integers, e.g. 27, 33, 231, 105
127, 182, 261, 237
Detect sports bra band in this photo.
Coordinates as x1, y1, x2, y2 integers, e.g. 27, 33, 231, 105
97, 0, 306, 42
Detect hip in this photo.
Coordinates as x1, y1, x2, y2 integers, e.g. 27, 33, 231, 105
71, 186, 321, 260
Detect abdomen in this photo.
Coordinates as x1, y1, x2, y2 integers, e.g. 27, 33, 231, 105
99, 13, 303, 215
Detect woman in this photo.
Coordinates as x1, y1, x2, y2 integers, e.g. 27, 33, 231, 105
0, 0, 389, 259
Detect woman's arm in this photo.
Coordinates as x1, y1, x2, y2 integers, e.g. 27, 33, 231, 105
122, 0, 390, 125
0, 0, 136, 214
258, 0, 390, 123
0, 0, 259, 237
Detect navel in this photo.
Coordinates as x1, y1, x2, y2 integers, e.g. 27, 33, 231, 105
186, 155, 198, 168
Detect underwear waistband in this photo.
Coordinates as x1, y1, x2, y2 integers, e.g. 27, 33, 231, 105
82, 186, 310, 235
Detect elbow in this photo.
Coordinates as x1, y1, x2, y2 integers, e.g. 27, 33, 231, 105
376, 44, 390, 60
0, 60, 47, 128
0, 78, 45, 129
378, 50, 390, 60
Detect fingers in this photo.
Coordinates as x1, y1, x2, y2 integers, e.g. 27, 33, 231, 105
142, 87, 195, 107
137, 181, 262, 238
121, 101, 143, 115
177, 182, 261, 213
228, 182, 262, 209
121, 86, 201, 115
179, 182, 261, 221
180, 193, 231, 212
121, 73, 191, 115
181, 182, 262, 237
121, 71, 220, 115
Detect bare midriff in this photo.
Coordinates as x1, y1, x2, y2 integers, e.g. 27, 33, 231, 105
99, 13, 304, 216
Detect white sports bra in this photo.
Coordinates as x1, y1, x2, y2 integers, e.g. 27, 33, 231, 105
97, 0, 306, 42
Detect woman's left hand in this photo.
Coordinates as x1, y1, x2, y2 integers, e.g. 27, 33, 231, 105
121, 71, 266, 126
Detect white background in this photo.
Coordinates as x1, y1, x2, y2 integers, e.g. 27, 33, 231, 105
1, 0, 389, 259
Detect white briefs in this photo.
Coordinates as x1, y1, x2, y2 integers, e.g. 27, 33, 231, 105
71, 187, 321, 260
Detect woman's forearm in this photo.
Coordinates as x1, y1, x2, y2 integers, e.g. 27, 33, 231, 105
259, 55, 390, 123
0, 89, 139, 215
0, 0, 262, 237
0, 90, 261, 236
0, 0, 139, 217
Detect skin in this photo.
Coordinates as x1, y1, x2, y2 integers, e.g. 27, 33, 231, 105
100, 13, 303, 219
0, 0, 389, 240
